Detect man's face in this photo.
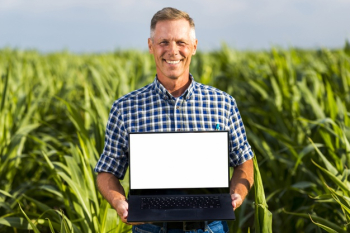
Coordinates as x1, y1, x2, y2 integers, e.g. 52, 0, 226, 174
148, 19, 198, 81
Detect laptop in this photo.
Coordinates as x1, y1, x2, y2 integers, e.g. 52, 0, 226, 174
127, 131, 235, 222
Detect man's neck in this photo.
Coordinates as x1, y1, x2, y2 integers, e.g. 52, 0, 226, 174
157, 74, 192, 98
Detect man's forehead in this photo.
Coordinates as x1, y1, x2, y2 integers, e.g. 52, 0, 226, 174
154, 20, 192, 36
155, 36, 189, 42
154, 19, 191, 30
153, 33, 193, 43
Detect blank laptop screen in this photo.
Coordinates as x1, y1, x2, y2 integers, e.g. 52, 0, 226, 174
129, 132, 229, 190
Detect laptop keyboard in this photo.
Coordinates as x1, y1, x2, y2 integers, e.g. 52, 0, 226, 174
140, 196, 221, 209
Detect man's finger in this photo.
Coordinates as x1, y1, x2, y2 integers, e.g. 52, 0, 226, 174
123, 210, 128, 219
114, 200, 145, 225
231, 193, 242, 210
114, 200, 129, 223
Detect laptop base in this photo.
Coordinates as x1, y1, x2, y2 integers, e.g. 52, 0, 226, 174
128, 194, 235, 222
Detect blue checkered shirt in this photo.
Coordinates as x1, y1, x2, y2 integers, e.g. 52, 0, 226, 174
94, 75, 254, 179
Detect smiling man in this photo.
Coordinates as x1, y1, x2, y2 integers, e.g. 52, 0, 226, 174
95, 7, 254, 233
148, 18, 197, 98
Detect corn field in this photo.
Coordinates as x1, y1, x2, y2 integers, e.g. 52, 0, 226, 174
0, 43, 350, 232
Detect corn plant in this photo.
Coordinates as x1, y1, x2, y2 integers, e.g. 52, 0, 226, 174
1, 43, 349, 232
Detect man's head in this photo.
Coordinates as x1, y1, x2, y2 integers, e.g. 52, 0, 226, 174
150, 7, 196, 42
148, 7, 198, 85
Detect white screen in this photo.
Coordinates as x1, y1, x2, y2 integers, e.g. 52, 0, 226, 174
129, 132, 229, 189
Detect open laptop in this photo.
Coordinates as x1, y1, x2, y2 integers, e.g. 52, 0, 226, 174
127, 131, 235, 222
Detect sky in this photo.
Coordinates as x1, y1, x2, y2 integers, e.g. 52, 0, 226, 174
0, 0, 349, 53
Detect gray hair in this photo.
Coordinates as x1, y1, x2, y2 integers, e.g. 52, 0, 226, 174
150, 7, 196, 41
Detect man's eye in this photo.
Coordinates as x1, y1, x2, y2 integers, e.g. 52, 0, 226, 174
160, 41, 168, 45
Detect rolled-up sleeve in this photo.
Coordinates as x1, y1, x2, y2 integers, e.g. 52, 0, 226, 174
227, 97, 254, 167
94, 102, 129, 179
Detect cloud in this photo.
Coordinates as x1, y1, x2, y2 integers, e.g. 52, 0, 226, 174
2, 0, 348, 24
0, 0, 349, 51
0, 0, 155, 19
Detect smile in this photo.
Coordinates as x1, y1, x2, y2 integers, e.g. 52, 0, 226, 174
165, 60, 181, 64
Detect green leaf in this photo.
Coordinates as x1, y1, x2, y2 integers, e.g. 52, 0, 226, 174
250, 123, 293, 147
327, 186, 350, 222
0, 217, 31, 230
19, 204, 41, 233
0, 189, 13, 198
291, 181, 316, 189
283, 209, 347, 233
42, 151, 55, 170
55, 210, 82, 233
56, 97, 89, 138
312, 160, 350, 196
105, 208, 120, 233
56, 171, 92, 222
309, 215, 340, 233
309, 138, 339, 176
309, 194, 333, 200
46, 218, 56, 233
38, 185, 63, 199
22, 195, 61, 223
297, 80, 325, 119
253, 156, 272, 233
253, 157, 267, 206
293, 143, 323, 173
0, 63, 10, 112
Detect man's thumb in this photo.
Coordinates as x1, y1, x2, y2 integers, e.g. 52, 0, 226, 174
122, 209, 128, 219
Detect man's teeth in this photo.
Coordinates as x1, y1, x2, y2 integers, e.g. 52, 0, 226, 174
166, 60, 180, 64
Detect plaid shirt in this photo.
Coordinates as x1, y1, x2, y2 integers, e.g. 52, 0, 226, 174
94, 75, 253, 179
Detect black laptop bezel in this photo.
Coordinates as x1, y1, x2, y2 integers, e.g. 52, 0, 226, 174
128, 131, 231, 196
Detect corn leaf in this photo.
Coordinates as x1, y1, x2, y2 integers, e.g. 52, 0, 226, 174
19, 204, 41, 233
0, 217, 31, 230
283, 209, 347, 232
312, 160, 350, 196
309, 215, 341, 233
253, 156, 272, 233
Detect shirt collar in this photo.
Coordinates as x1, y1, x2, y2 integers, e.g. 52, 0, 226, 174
152, 74, 195, 101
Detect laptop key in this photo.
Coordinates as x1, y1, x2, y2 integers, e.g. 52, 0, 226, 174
141, 196, 221, 209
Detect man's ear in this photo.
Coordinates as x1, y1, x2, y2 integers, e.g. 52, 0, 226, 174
148, 38, 153, 54
192, 39, 198, 55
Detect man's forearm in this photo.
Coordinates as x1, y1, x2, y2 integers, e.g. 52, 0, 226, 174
230, 159, 254, 201
96, 172, 126, 210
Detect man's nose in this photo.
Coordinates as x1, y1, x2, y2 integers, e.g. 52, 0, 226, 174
168, 42, 178, 56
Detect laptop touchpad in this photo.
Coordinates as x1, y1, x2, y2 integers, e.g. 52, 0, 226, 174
165, 210, 197, 219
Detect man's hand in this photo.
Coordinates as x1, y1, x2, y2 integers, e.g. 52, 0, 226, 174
231, 193, 243, 210
114, 199, 129, 223
96, 172, 145, 225
113, 199, 144, 225
230, 159, 254, 210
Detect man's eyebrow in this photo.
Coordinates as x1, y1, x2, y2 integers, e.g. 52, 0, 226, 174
157, 38, 189, 44
177, 39, 190, 44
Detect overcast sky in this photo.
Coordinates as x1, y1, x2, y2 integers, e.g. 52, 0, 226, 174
0, 0, 349, 52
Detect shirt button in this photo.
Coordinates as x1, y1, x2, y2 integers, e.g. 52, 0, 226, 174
164, 96, 168, 100
177, 129, 181, 131
176, 106, 180, 110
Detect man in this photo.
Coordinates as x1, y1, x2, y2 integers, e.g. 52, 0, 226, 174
95, 7, 254, 233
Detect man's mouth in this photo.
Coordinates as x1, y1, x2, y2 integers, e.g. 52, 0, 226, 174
164, 60, 181, 64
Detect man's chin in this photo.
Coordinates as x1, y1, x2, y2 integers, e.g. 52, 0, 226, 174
167, 75, 180, 80
158, 70, 188, 80
161, 72, 182, 80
